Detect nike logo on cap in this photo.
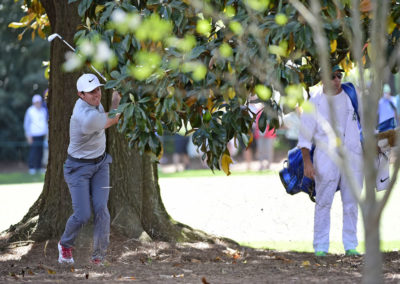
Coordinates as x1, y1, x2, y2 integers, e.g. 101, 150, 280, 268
380, 177, 389, 183
89, 78, 95, 82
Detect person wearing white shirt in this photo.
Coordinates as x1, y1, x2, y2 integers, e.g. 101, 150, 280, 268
23, 94, 48, 174
298, 66, 363, 257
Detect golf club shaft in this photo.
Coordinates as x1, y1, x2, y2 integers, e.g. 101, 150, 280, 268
49, 33, 107, 82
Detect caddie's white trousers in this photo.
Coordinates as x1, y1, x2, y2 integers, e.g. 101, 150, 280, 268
313, 169, 363, 253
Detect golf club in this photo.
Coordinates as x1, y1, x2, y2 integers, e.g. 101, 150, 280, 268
48, 33, 107, 82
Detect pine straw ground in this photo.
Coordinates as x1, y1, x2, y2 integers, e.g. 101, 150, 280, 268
1, 232, 400, 283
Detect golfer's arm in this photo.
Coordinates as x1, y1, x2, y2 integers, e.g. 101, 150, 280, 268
104, 90, 121, 129
104, 113, 120, 129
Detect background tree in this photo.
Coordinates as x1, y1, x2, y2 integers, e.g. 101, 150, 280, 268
0, 0, 49, 161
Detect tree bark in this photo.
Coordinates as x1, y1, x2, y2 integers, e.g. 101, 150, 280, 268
361, 204, 383, 284
3, 0, 213, 245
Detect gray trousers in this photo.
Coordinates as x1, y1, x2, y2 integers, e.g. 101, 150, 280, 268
61, 154, 112, 260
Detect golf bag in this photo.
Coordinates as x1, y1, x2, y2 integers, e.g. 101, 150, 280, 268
279, 146, 316, 202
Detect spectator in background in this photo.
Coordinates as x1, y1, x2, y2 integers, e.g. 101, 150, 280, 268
173, 133, 190, 171
24, 94, 48, 175
378, 84, 398, 127
254, 110, 276, 170
241, 101, 258, 170
282, 106, 302, 149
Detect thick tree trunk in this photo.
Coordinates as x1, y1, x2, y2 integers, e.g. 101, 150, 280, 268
4, 0, 211, 245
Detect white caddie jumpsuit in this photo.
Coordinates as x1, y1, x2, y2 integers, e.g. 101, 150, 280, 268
298, 87, 363, 253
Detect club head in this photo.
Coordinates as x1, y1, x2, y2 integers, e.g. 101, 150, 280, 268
48, 33, 61, 42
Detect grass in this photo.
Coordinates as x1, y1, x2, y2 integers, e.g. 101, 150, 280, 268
0, 172, 45, 185
158, 168, 276, 178
240, 240, 400, 254
0, 168, 276, 184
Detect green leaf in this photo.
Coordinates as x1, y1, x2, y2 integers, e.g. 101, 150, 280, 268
258, 111, 267, 133
78, 0, 93, 17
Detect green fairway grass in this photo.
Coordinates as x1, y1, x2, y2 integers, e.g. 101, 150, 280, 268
240, 240, 400, 254
0, 172, 45, 185
158, 168, 276, 178
0, 168, 276, 184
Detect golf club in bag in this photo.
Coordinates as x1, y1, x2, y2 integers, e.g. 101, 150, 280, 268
47, 33, 107, 82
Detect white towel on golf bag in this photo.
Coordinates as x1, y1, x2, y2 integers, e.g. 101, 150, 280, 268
376, 139, 390, 191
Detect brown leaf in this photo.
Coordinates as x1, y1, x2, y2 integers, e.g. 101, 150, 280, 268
47, 269, 56, 275
202, 277, 210, 284
27, 269, 34, 275
274, 255, 293, 263
9, 272, 18, 279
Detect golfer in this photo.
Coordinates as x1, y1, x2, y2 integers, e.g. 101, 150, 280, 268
58, 73, 121, 264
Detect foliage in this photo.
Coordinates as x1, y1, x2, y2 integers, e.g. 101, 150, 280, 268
0, 0, 49, 161
10, 0, 400, 172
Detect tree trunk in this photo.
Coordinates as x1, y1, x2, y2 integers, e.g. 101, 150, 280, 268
3, 0, 212, 245
361, 203, 383, 284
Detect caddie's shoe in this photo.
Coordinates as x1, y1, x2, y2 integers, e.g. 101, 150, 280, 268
58, 242, 74, 264
315, 251, 327, 257
345, 249, 361, 256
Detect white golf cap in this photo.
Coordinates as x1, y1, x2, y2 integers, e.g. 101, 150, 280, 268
32, 94, 42, 103
76, 73, 103, 92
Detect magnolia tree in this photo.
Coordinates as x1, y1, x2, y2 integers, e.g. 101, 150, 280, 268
9, 0, 400, 282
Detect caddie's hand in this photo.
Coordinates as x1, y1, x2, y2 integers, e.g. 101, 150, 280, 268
303, 160, 315, 180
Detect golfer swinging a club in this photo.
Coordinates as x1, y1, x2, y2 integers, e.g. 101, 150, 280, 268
58, 73, 121, 264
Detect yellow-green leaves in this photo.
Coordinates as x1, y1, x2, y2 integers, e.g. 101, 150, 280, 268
330, 40, 337, 53
387, 16, 397, 35
136, 14, 173, 42
284, 84, 304, 108
224, 6, 236, 18
221, 153, 233, 175
219, 43, 233, 57
109, 10, 172, 42
166, 35, 196, 52
269, 41, 288, 57
245, 0, 270, 11
275, 14, 288, 26
229, 21, 243, 36
255, 85, 271, 101
109, 9, 141, 35
182, 62, 207, 81
196, 19, 212, 36
129, 51, 162, 81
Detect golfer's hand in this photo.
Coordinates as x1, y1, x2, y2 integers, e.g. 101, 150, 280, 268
27, 136, 33, 145
111, 90, 121, 109
303, 160, 315, 180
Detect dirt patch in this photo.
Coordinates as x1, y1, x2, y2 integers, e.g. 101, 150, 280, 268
1, 233, 399, 283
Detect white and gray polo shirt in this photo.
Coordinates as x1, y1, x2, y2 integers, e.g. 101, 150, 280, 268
67, 99, 107, 159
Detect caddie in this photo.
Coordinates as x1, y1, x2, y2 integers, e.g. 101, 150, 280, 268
58, 73, 121, 264
298, 65, 363, 257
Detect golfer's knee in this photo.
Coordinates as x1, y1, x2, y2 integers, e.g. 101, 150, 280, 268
73, 211, 91, 224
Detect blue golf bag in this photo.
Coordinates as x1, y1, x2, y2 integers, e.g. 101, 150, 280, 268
279, 146, 316, 202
